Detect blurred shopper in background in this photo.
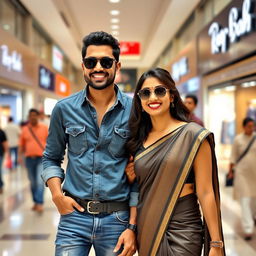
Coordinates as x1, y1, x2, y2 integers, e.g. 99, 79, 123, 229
0, 128, 8, 194
126, 68, 225, 256
39, 111, 50, 128
4, 117, 20, 169
42, 31, 137, 256
184, 94, 204, 127
228, 117, 256, 241
19, 109, 48, 212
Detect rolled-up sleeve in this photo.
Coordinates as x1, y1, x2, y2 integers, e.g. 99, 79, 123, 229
42, 102, 67, 185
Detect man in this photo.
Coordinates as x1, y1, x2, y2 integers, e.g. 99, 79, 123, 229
0, 128, 8, 194
228, 117, 256, 241
19, 109, 48, 212
4, 116, 20, 169
184, 94, 204, 126
42, 31, 137, 256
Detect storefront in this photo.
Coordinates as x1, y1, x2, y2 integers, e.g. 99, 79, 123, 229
0, 27, 37, 126
198, 0, 256, 159
166, 40, 202, 119
37, 63, 71, 116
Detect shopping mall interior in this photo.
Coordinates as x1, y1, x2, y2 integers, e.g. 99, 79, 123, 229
0, 0, 256, 255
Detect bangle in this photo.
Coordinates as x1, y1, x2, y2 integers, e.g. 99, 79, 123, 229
210, 241, 223, 248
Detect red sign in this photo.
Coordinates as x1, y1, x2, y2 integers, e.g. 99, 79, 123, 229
120, 42, 140, 55
55, 74, 71, 97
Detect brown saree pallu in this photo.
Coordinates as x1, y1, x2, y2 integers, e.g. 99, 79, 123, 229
134, 123, 225, 256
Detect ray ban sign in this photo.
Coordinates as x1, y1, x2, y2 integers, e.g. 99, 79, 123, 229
208, 0, 254, 54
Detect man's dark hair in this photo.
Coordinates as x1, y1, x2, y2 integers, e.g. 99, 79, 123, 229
243, 117, 254, 127
185, 94, 198, 105
81, 31, 120, 61
8, 117, 13, 122
29, 108, 40, 115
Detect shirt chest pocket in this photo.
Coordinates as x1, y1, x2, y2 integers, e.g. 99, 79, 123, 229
65, 126, 88, 154
108, 127, 130, 158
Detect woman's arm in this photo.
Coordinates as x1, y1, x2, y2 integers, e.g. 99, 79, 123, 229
194, 139, 223, 255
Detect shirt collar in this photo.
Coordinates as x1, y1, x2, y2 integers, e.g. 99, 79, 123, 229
80, 84, 125, 109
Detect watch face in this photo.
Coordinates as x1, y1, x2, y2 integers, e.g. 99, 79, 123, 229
127, 224, 137, 232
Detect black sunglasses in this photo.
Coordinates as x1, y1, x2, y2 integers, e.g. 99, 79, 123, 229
83, 57, 116, 69
137, 86, 170, 100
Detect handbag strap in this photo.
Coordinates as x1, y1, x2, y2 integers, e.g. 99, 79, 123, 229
28, 125, 44, 150
236, 135, 256, 164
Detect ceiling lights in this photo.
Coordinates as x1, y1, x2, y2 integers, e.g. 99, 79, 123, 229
109, 0, 120, 38
111, 25, 119, 30
109, 0, 120, 3
111, 18, 119, 23
112, 31, 119, 36
110, 10, 120, 15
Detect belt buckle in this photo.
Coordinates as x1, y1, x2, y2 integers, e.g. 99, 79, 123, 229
87, 201, 100, 214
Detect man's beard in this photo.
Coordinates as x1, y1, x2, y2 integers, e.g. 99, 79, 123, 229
84, 72, 116, 90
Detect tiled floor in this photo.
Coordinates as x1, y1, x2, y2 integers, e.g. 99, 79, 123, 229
0, 161, 255, 256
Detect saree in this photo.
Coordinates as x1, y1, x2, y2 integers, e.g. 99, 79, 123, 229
134, 122, 225, 256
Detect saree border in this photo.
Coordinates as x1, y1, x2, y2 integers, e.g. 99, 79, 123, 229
150, 128, 210, 256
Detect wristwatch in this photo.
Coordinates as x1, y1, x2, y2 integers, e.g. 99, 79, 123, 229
127, 223, 137, 233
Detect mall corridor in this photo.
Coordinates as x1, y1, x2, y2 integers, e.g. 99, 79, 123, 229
1, 0, 256, 255
0, 161, 255, 256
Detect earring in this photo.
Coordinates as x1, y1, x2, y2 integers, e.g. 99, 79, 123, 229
171, 102, 175, 108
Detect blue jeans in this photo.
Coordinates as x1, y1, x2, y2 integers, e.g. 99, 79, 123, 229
55, 210, 129, 256
0, 156, 3, 188
25, 157, 44, 204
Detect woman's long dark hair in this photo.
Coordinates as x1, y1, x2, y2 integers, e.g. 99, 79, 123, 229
126, 68, 190, 156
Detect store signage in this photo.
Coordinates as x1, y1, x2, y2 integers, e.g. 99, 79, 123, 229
39, 65, 55, 91
208, 0, 254, 54
55, 74, 70, 97
52, 45, 63, 72
120, 42, 140, 55
0, 44, 23, 72
172, 57, 189, 81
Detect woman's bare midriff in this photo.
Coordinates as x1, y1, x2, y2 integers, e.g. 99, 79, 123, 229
179, 184, 195, 197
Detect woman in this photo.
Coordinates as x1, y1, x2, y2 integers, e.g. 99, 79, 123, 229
126, 68, 225, 256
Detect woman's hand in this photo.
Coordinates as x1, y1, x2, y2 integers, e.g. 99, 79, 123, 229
209, 247, 223, 256
125, 156, 136, 184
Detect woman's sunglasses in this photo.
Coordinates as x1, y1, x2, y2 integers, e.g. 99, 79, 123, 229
137, 86, 170, 100
83, 57, 116, 69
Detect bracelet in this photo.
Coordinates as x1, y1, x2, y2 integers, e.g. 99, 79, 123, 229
210, 241, 223, 248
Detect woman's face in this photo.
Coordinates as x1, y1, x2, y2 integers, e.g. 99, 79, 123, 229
139, 77, 173, 117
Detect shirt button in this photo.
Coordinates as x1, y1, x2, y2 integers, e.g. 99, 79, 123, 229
95, 170, 99, 174
95, 193, 99, 197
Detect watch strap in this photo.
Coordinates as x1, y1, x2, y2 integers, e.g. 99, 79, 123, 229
127, 223, 137, 233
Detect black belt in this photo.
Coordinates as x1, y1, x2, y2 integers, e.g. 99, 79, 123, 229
64, 191, 129, 214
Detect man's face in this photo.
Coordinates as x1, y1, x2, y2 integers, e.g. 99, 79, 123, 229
244, 121, 255, 135
29, 112, 39, 126
184, 97, 196, 113
82, 45, 121, 90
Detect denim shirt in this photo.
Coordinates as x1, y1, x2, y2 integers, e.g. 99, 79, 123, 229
42, 85, 138, 206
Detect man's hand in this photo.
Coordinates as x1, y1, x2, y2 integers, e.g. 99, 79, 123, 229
125, 156, 136, 184
52, 194, 84, 215
113, 229, 136, 256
